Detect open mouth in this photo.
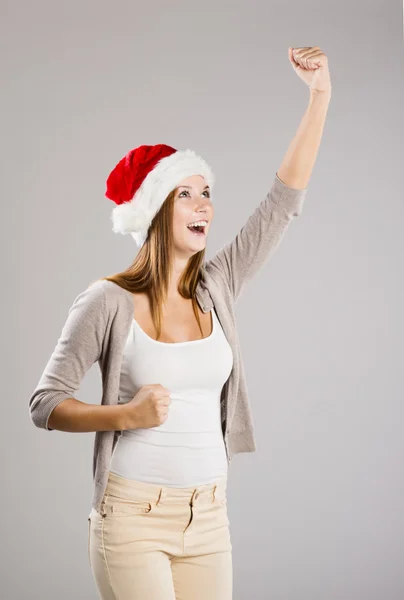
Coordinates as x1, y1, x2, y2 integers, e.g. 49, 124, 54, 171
186, 224, 206, 236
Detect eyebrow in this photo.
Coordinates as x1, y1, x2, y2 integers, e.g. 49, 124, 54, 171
177, 185, 210, 190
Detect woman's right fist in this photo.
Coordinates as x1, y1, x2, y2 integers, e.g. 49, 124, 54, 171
121, 384, 172, 430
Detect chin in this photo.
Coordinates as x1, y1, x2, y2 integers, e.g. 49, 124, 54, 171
183, 231, 207, 247
189, 241, 207, 255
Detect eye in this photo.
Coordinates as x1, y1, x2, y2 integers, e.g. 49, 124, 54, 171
178, 190, 210, 198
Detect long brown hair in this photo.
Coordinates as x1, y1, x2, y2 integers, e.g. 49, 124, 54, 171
96, 187, 206, 341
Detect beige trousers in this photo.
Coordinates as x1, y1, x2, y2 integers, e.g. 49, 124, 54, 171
88, 470, 233, 599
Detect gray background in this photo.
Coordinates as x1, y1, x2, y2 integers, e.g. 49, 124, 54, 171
2, 0, 403, 598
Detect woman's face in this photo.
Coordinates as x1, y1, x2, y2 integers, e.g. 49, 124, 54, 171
172, 174, 214, 255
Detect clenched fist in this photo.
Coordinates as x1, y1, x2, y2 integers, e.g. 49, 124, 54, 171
121, 384, 172, 430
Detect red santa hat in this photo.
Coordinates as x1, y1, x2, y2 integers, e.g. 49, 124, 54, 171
105, 143, 215, 247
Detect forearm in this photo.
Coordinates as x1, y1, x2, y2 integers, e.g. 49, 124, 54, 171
47, 397, 128, 432
277, 90, 331, 190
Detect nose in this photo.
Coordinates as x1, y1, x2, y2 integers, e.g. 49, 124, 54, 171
197, 196, 211, 213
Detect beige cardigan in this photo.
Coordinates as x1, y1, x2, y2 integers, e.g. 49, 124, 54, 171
29, 173, 307, 513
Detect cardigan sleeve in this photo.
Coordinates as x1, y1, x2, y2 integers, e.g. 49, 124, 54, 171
28, 281, 107, 431
204, 173, 308, 302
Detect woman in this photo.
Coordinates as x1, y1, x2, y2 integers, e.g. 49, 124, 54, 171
29, 47, 331, 599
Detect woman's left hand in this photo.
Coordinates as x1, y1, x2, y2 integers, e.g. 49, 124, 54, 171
288, 46, 332, 96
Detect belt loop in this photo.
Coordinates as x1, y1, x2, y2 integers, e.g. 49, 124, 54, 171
190, 489, 198, 507
100, 494, 108, 517
212, 484, 217, 503
156, 487, 163, 506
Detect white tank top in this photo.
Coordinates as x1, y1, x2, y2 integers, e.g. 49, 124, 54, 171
109, 307, 233, 486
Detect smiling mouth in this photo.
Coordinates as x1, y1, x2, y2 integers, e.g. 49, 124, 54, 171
186, 224, 206, 236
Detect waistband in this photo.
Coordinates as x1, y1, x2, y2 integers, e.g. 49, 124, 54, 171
102, 470, 228, 508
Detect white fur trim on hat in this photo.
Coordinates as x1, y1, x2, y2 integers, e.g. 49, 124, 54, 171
111, 148, 215, 244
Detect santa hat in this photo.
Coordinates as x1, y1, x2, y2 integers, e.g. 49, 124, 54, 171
105, 144, 215, 247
